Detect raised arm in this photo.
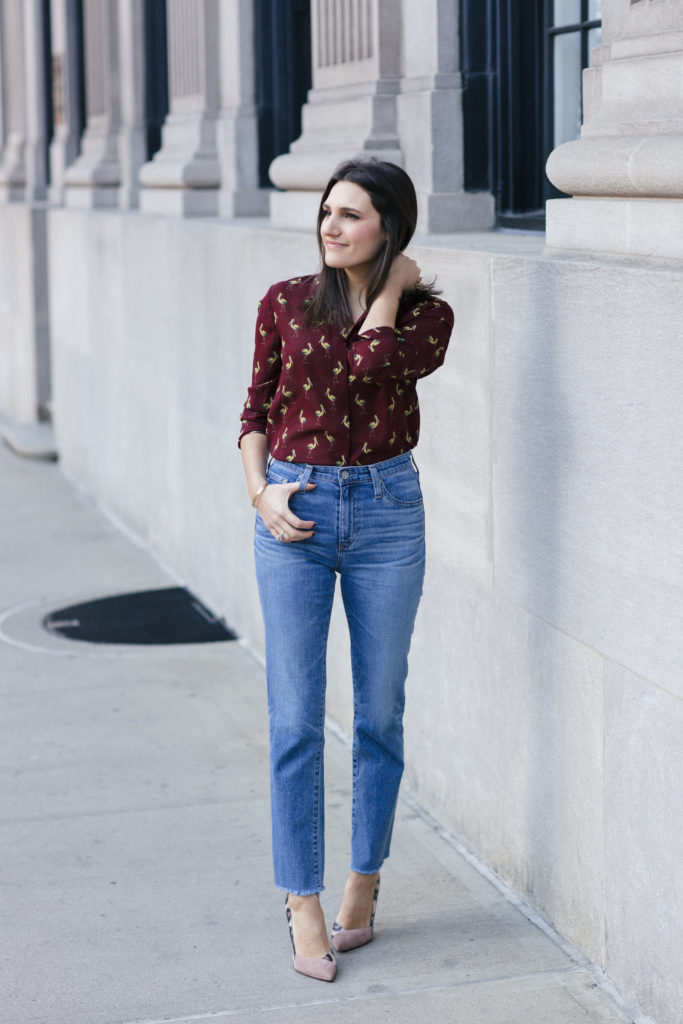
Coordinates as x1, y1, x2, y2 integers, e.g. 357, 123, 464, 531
347, 255, 454, 382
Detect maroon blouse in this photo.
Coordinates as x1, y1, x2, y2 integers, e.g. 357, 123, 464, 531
239, 275, 453, 466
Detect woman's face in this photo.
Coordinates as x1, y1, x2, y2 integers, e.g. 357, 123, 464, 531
320, 181, 387, 277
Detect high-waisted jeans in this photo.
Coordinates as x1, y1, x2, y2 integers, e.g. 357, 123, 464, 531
254, 451, 426, 895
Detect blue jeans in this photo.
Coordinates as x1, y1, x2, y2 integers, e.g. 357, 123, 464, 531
254, 451, 426, 895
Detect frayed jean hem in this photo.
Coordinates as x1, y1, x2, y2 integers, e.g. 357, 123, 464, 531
276, 883, 326, 896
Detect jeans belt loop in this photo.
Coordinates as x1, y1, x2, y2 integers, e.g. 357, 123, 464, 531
368, 463, 382, 499
298, 464, 313, 492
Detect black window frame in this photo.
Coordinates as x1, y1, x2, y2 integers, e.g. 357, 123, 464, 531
254, 0, 312, 189
42, 0, 53, 186
143, 0, 169, 161
460, 0, 602, 230
544, 1, 601, 158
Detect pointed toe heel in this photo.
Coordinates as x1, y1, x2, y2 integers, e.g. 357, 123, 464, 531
331, 922, 373, 952
292, 949, 337, 981
286, 898, 337, 982
331, 875, 380, 953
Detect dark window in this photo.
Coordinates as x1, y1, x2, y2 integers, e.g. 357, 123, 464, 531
56, 0, 86, 160
42, 0, 53, 185
143, 0, 169, 161
547, 1, 602, 152
254, 0, 312, 188
461, 0, 602, 229
72, 0, 86, 151
40, 0, 85, 186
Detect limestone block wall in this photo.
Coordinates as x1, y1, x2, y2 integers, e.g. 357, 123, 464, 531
0, 204, 50, 422
327, 238, 683, 1024
46, 209, 683, 1024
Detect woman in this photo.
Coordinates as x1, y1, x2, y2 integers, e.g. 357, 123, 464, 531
239, 159, 453, 981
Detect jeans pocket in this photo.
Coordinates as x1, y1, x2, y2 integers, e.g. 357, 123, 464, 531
267, 464, 296, 486
380, 465, 423, 508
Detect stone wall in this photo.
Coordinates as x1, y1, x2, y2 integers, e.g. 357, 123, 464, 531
0, 204, 50, 422
45, 207, 683, 1024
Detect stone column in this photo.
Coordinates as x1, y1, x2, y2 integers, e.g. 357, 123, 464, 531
215, 0, 268, 217
0, 10, 6, 159
48, 0, 84, 205
268, 0, 404, 229
546, 0, 683, 258
0, 0, 24, 202
116, 0, 147, 209
138, 0, 221, 216
23, 0, 49, 201
64, 0, 121, 208
396, 0, 494, 232
0, 0, 50, 203
0, 2, 51, 424
0, 0, 26, 202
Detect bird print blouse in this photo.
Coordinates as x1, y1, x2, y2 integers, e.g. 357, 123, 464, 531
239, 275, 454, 466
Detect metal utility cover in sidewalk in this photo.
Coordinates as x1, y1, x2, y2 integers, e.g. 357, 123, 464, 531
42, 587, 236, 646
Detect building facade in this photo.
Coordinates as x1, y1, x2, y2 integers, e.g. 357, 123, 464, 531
1, 3, 682, 1022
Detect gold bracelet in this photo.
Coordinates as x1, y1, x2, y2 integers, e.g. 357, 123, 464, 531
251, 482, 268, 508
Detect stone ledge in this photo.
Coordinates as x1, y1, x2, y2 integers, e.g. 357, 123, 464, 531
546, 196, 683, 260
1, 418, 57, 460
269, 148, 404, 191
48, 198, 678, 267
64, 185, 119, 209
138, 186, 219, 217
268, 184, 497, 234
268, 189, 322, 231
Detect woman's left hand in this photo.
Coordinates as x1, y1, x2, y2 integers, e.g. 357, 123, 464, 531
256, 480, 317, 543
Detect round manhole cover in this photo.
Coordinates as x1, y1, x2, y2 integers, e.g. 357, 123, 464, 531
42, 587, 236, 646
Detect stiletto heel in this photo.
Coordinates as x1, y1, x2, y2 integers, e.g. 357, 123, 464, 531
331, 875, 380, 952
285, 897, 337, 981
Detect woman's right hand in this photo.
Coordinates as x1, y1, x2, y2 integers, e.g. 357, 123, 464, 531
256, 481, 317, 543
384, 251, 421, 295
362, 252, 422, 333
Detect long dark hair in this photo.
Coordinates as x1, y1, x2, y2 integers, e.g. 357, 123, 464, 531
304, 159, 438, 328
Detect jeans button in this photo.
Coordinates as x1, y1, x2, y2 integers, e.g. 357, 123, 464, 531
341, 470, 350, 479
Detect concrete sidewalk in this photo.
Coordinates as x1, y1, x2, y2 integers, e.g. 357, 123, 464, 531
0, 442, 635, 1024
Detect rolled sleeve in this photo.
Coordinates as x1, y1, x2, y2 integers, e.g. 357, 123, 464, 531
347, 298, 454, 383
238, 287, 282, 445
